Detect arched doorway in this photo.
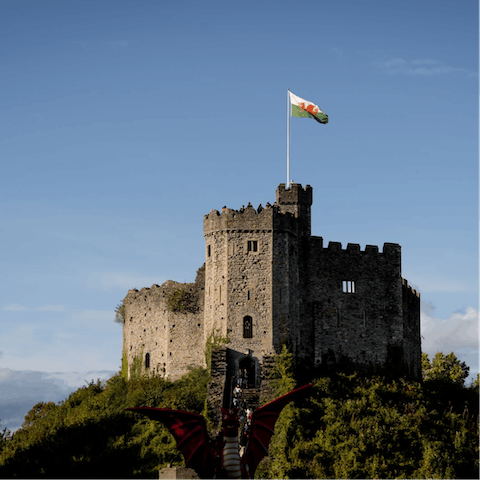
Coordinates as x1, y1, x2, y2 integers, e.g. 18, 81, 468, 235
238, 356, 256, 388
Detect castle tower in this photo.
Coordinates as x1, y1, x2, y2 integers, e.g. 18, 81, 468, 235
203, 184, 314, 386
123, 182, 420, 386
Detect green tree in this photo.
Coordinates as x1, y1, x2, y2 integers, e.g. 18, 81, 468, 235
422, 352, 470, 385
470, 372, 479, 390
114, 302, 125, 324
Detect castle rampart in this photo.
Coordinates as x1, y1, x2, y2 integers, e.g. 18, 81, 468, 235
123, 274, 205, 381
122, 183, 421, 385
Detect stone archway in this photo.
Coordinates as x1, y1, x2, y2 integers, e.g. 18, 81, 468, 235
238, 356, 256, 388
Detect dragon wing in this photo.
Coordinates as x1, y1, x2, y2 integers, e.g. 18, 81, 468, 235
125, 407, 217, 479
241, 384, 313, 478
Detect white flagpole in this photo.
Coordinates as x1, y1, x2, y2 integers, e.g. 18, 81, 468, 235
287, 89, 290, 189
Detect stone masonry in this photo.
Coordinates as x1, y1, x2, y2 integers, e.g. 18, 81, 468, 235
122, 183, 421, 386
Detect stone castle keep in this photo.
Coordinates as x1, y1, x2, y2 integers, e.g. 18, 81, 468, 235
122, 183, 421, 389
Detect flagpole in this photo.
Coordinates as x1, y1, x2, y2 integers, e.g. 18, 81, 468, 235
287, 89, 290, 189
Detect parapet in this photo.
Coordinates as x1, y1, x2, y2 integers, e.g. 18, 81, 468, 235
323, 241, 401, 256
203, 200, 304, 235
276, 183, 313, 206
204, 203, 276, 234
402, 278, 420, 298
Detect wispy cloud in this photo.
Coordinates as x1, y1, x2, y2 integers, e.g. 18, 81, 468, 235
409, 276, 477, 294
0, 368, 116, 432
330, 47, 345, 59
2, 304, 64, 312
421, 301, 478, 380
107, 40, 129, 48
375, 57, 466, 75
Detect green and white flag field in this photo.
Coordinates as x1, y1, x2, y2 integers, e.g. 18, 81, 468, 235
289, 91, 328, 124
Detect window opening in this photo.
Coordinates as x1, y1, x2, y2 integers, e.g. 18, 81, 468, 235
247, 240, 258, 252
243, 316, 253, 338
343, 281, 356, 293
207, 245, 211, 257
145, 353, 150, 369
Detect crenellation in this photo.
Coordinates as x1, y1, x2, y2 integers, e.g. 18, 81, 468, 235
347, 243, 361, 253
123, 183, 421, 388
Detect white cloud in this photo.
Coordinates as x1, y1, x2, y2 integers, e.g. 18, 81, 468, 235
375, 57, 466, 75
421, 301, 479, 380
421, 304, 478, 352
0, 368, 116, 432
409, 276, 477, 294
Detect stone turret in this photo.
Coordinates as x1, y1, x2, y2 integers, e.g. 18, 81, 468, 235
122, 183, 421, 385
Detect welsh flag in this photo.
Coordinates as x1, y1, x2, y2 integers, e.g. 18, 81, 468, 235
289, 91, 328, 124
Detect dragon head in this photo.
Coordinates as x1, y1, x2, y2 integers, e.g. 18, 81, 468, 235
221, 407, 240, 437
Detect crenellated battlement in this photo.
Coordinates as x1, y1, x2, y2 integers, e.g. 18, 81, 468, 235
321, 241, 401, 256
124, 182, 421, 383
203, 200, 302, 235
402, 278, 420, 298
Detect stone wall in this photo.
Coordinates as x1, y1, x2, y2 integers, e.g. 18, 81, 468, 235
123, 182, 422, 385
402, 279, 421, 378
158, 466, 199, 479
123, 271, 205, 381
305, 241, 404, 368
206, 346, 227, 438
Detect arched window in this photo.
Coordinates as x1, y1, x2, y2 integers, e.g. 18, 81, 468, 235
145, 352, 150, 369
243, 316, 253, 338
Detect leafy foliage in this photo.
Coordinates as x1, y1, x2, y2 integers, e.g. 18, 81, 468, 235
0, 368, 209, 478
165, 285, 198, 314
114, 302, 125, 324
256, 367, 479, 479
422, 351, 470, 385
204, 330, 229, 370
1, 351, 478, 479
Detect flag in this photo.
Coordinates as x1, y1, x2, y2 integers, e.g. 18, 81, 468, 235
289, 91, 328, 124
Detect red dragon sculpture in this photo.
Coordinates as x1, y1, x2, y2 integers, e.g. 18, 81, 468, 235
126, 383, 312, 479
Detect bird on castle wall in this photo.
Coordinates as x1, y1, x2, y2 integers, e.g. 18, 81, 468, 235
126, 383, 312, 479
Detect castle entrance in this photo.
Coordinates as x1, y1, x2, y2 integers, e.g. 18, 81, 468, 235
238, 357, 256, 388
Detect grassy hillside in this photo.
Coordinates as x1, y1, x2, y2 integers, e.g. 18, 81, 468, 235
0, 352, 478, 479
0, 368, 209, 478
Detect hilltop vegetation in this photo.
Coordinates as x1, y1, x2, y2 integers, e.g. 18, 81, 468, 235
0, 368, 209, 478
0, 351, 478, 479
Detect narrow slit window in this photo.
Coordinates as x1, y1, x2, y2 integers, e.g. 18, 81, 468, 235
343, 281, 356, 293
247, 240, 258, 252
145, 352, 150, 369
243, 316, 253, 338
207, 245, 211, 257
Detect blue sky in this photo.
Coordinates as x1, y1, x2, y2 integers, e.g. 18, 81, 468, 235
1, 0, 478, 432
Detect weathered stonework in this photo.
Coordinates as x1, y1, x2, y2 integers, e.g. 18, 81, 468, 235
123, 272, 205, 381
158, 466, 199, 479
122, 183, 421, 385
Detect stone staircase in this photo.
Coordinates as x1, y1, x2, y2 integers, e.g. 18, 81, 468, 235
241, 387, 260, 410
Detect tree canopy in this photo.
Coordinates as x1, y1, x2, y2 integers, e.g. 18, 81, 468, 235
0, 352, 478, 479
